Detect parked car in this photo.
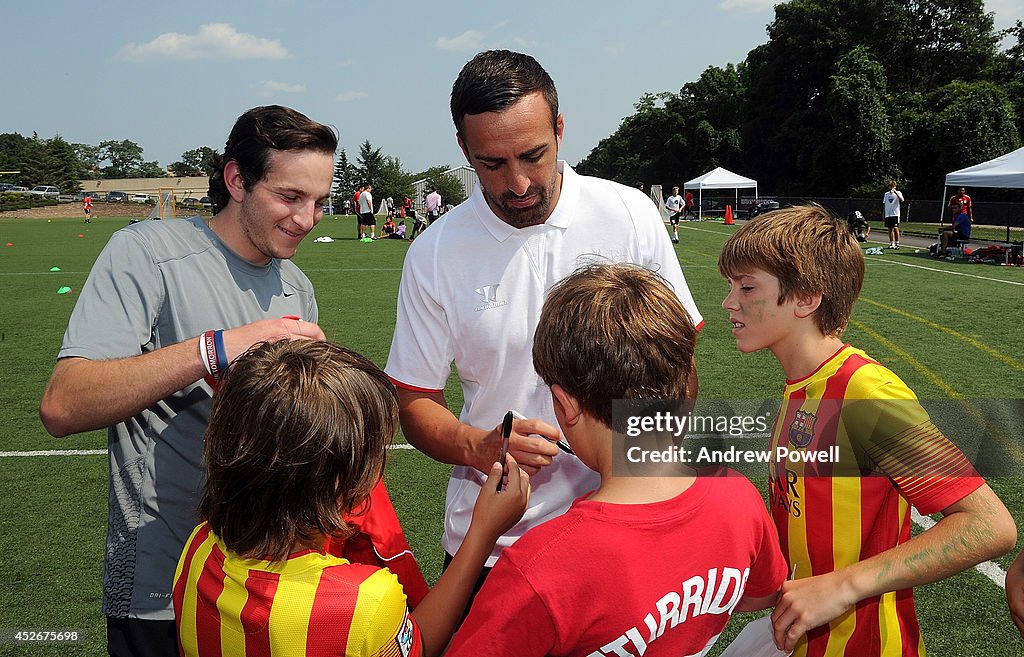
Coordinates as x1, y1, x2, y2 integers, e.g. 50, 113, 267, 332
0, 183, 14, 192
6, 185, 29, 193
130, 193, 151, 203
29, 185, 60, 199
180, 197, 201, 208
747, 199, 780, 218
199, 196, 213, 209
106, 191, 128, 203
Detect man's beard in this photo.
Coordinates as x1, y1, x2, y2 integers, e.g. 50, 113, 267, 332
484, 177, 557, 227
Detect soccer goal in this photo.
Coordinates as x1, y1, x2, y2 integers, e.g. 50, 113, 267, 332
649, 184, 669, 221
147, 188, 177, 220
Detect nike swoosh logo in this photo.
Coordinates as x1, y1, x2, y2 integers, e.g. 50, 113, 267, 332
283, 292, 294, 297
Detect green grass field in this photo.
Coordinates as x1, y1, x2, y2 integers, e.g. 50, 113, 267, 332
1, 213, 1023, 655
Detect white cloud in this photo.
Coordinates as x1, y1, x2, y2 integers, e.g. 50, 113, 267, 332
987, 0, 1024, 29
718, 0, 779, 12
336, 91, 369, 102
436, 30, 485, 51
119, 24, 288, 61
508, 36, 538, 49
253, 80, 306, 97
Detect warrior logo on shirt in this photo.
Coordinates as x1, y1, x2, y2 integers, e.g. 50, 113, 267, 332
474, 284, 508, 311
789, 410, 816, 448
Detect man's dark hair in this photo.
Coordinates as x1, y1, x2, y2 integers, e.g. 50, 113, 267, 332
208, 105, 337, 214
450, 50, 558, 136
199, 340, 396, 561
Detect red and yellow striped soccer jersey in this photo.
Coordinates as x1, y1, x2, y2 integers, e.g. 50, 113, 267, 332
767, 345, 981, 657
173, 524, 422, 657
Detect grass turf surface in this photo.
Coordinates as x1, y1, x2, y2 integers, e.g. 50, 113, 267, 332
1, 214, 1022, 654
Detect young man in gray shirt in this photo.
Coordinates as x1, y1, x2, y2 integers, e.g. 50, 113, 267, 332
40, 105, 336, 657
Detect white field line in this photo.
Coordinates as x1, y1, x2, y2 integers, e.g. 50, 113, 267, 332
0, 450, 1007, 589
681, 223, 1024, 287
863, 258, 1024, 287
911, 508, 1006, 588
0, 444, 417, 458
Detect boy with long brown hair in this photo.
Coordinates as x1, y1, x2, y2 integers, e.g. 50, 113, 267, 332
173, 340, 529, 657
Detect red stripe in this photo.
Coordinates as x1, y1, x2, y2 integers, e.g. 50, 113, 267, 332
173, 523, 210, 622
240, 571, 279, 657
387, 376, 442, 393
194, 543, 227, 657
173, 524, 212, 643
894, 587, 923, 656
305, 564, 377, 657
799, 350, 858, 657
848, 597, 882, 656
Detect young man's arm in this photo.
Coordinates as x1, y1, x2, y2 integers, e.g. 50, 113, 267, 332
410, 457, 530, 657
40, 318, 324, 437
396, 388, 559, 476
770, 483, 1016, 652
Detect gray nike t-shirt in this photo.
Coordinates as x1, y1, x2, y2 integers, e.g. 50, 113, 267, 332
58, 215, 317, 620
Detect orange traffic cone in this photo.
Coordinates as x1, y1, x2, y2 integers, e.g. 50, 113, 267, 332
724, 204, 734, 225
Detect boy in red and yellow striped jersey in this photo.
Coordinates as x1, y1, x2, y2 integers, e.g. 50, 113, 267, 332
719, 205, 1016, 657
173, 340, 529, 657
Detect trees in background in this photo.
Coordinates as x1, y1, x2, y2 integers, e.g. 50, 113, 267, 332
577, 0, 1022, 199
355, 140, 413, 205
168, 147, 216, 177
420, 165, 467, 207
0, 132, 82, 192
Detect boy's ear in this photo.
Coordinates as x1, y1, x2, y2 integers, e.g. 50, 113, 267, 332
550, 384, 582, 427
793, 292, 823, 319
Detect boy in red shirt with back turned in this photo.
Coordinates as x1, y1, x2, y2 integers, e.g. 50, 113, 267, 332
448, 264, 787, 657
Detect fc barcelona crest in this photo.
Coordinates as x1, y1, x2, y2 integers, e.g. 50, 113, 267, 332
789, 410, 817, 448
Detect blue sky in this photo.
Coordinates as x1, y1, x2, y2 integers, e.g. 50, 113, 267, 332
3, 0, 1021, 175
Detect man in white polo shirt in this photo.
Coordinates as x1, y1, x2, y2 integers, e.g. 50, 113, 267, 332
385, 50, 703, 588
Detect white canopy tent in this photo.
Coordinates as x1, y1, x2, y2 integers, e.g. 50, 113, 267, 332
683, 167, 758, 219
942, 146, 1024, 227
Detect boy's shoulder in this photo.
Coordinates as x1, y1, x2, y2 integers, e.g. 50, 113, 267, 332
793, 344, 916, 401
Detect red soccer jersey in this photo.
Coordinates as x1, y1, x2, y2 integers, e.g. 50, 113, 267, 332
768, 345, 982, 657
174, 524, 422, 657
447, 474, 787, 657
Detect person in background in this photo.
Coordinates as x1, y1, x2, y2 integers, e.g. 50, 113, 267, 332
882, 179, 904, 249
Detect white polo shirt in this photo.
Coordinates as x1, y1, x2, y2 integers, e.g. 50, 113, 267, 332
386, 161, 703, 564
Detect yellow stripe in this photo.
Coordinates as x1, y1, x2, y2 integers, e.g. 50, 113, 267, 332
850, 320, 963, 399
877, 497, 911, 654
348, 568, 408, 656
178, 529, 217, 657
215, 555, 247, 657
265, 559, 323, 656
859, 296, 1024, 373
823, 475, 860, 656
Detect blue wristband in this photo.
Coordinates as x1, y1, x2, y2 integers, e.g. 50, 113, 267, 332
213, 329, 228, 376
